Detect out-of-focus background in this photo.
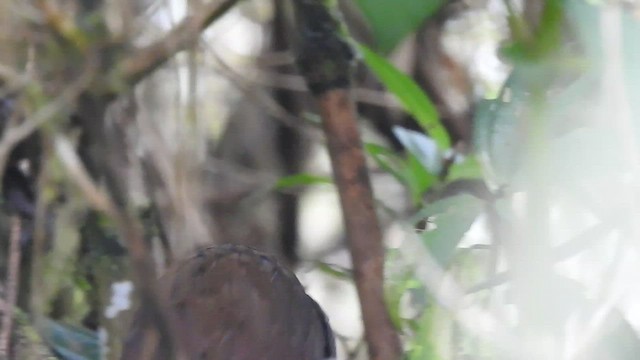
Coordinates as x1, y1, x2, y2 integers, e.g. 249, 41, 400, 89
1, 0, 640, 359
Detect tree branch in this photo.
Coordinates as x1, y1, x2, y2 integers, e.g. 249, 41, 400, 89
119, 0, 241, 87
318, 91, 402, 359
292, 1, 402, 358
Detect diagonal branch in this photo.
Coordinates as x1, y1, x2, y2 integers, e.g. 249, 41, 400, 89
119, 0, 241, 86
53, 135, 117, 216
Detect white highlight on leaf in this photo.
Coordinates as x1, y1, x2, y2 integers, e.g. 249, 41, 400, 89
392, 126, 442, 174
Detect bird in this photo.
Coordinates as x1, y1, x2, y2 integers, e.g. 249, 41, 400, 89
121, 244, 336, 360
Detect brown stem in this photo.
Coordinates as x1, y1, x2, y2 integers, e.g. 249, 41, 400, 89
290, 2, 400, 353
318, 89, 402, 360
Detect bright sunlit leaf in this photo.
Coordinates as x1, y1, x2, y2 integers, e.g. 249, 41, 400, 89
393, 126, 442, 175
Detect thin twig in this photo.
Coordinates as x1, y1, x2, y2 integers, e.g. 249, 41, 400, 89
0, 216, 23, 358
120, 0, 242, 86
53, 135, 117, 217
249, 66, 402, 109
206, 47, 322, 132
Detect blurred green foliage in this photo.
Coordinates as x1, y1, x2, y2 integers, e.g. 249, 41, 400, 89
354, 0, 444, 53
354, 0, 640, 358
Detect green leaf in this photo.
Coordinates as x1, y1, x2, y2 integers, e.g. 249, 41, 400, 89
365, 143, 406, 182
274, 173, 332, 190
472, 76, 529, 186
501, 0, 564, 62
384, 249, 425, 331
359, 44, 451, 150
446, 155, 483, 181
354, 0, 444, 53
417, 194, 483, 266
404, 153, 438, 204
385, 271, 423, 330
407, 305, 440, 360
365, 143, 437, 204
